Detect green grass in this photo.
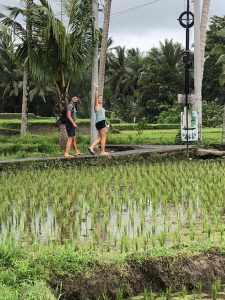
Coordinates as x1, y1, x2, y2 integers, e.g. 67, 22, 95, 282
0, 133, 89, 159
107, 128, 223, 144
0, 118, 90, 129
0, 128, 223, 160
0, 240, 225, 299
0, 134, 61, 159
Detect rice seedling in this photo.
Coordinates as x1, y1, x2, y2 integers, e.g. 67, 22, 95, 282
0, 160, 225, 253
211, 279, 221, 300
195, 281, 202, 298
116, 287, 124, 300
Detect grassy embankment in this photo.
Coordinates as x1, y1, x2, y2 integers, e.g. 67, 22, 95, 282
1, 241, 225, 299
0, 118, 223, 159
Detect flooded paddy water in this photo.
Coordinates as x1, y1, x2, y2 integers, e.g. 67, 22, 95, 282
1, 160, 225, 299
0, 160, 225, 252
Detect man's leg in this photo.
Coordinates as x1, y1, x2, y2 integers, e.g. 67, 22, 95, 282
72, 137, 81, 155
65, 136, 73, 157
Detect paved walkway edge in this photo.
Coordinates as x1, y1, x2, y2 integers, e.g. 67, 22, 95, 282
0, 145, 196, 172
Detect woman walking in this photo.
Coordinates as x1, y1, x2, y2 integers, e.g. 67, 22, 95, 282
88, 85, 109, 156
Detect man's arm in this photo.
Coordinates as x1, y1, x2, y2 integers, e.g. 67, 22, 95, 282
67, 110, 78, 128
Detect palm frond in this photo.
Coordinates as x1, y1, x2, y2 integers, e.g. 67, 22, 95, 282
216, 54, 225, 65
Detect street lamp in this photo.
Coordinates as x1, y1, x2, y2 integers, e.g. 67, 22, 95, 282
178, 0, 194, 159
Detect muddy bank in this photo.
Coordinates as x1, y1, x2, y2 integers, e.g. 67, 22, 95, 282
50, 248, 225, 299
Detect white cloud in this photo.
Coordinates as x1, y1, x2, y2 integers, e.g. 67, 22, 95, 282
0, 0, 224, 51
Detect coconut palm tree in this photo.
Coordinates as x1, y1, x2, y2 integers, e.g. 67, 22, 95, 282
0, 22, 52, 113
21, 0, 33, 134
106, 47, 143, 120
200, 0, 211, 80
98, 0, 112, 96
0, 24, 24, 112
194, 0, 211, 140
107, 46, 133, 95
1, 0, 94, 120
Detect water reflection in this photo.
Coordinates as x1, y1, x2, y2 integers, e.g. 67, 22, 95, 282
0, 196, 204, 249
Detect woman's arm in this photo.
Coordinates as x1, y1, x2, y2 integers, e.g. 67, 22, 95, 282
94, 85, 99, 111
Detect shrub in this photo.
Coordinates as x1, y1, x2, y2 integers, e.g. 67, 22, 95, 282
113, 123, 179, 131
0, 128, 20, 136
202, 100, 223, 127
0, 113, 37, 119
157, 104, 182, 124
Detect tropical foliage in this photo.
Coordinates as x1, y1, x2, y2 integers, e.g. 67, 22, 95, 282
0, 0, 94, 114
0, 4, 225, 126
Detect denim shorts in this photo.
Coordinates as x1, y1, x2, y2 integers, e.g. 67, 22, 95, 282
65, 123, 75, 137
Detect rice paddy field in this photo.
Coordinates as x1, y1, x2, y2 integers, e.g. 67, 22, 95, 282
1, 159, 225, 299
1, 160, 225, 250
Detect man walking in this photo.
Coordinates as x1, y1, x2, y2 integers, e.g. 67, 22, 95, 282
64, 96, 82, 157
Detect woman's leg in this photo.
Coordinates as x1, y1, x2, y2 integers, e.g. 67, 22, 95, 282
99, 127, 108, 155
89, 135, 101, 150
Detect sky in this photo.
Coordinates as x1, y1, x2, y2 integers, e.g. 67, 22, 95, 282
0, 0, 224, 52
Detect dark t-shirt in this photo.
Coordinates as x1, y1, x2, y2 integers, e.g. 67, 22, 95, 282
66, 103, 76, 126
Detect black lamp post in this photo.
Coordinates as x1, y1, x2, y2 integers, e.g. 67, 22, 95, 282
178, 0, 194, 158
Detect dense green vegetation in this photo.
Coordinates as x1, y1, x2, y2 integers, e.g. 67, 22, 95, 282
0, 127, 222, 159
0, 8, 225, 124
1, 2, 225, 299
0, 241, 225, 300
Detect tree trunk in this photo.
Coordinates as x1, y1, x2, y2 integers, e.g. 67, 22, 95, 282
200, 0, 211, 81
98, 0, 112, 96
193, 0, 211, 142
90, 0, 99, 144
21, 0, 33, 135
21, 70, 29, 134
194, 0, 202, 141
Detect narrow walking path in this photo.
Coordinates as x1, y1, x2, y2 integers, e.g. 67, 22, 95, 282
0, 144, 195, 167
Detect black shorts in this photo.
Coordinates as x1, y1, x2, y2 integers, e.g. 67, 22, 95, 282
65, 123, 75, 137
96, 120, 106, 130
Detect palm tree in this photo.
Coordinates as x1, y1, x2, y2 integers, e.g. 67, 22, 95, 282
20, 0, 33, 134
200, 0, 211, 80
138, 39, 184, 122
159, 39, 183, 69
1, 0, 94, 117
0, 25, 24, 112
98, 0, 112, 96
194, 0, 211, 140
126, 48, 143, 92
0, 23, 52, 113
107, 47, 133, 95
106, 47, 143, 120
29, 0, 93, 105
